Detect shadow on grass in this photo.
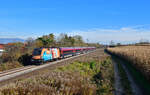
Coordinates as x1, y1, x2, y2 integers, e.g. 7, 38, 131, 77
18, 54, 32, 66
92, 72, 103, 94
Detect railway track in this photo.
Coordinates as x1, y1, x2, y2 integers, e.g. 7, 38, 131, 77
0, 50, 96, 83
0, 66, 35, 77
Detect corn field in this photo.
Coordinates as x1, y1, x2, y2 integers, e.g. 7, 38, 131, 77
107, 46, 150, 81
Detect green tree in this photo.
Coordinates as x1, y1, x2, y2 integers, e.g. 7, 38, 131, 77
36, 33, 55, 47
73, 35, 84, 46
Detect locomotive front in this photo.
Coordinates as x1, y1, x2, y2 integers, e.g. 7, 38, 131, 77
31, 48, 43, 63
31, 47, 60, 64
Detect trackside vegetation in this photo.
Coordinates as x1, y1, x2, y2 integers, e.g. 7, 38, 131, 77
0, 57, 114, 95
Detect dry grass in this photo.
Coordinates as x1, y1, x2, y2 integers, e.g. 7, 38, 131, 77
0, 72, 96, 95
107, 46, 150, 80
0, 61, 22, 71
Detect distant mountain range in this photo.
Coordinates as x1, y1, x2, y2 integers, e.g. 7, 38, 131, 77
0, 38, 25, 44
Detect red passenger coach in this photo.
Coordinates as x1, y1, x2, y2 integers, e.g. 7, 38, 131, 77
60, 47, 96, 58
60, 47, 75, 58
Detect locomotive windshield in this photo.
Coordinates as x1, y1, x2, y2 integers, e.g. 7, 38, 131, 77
33, 49, 41, 56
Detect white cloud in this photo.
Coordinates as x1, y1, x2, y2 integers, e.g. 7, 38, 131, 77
67, 26, 150, 44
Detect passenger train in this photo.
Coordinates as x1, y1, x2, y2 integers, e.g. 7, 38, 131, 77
31, 47, 96, 64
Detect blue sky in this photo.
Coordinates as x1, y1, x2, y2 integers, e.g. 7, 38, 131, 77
0, 0, 150, 44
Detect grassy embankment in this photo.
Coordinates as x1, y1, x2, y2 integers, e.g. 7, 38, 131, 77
0, 56, 114, 95
0, 62, 22, 71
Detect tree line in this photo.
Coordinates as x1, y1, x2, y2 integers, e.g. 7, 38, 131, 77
34, 33, 99, 47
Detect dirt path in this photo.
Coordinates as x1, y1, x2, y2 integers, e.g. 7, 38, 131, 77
112, 57, 143, 95
112, 60, 124, 95
121, 62, 143, 95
